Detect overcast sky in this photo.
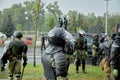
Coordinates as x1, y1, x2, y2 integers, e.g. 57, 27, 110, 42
0, 0, 120, 16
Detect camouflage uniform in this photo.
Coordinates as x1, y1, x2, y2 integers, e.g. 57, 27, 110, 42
41, 33, 46, 51
58, 17, 63, 27
92, 34, 99, 66
1, 32, 28, 80
74, 34, 87, 73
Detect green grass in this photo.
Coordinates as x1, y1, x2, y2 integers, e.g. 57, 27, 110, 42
0, 64, 106, 80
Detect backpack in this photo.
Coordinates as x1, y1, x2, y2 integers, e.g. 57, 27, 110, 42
9, 40, 24, 56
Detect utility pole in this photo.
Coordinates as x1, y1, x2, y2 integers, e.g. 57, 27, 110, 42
33, 0, 40, 67
105, 0, 110, 35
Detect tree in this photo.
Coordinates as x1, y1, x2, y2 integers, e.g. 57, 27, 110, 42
39, 1, 45, 32
87, 13, 96, 33
12, 4, 26, 30
0, 0, 120, 34
45, 13, 55, 30
93, 16, 104, 34
1, 14, 16, 37
76, 13, 84, 30
16, 24, 22, 31
67, 10, 78, 32
83, 18, 89, 32
46, 1, 63, 25
24, 1, 36, 31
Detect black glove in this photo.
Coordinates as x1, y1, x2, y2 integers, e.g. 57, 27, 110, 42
1, 66, 5, 72
23, 61, 27, 67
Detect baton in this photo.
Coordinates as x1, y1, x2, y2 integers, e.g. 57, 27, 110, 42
20, 66, 25, 80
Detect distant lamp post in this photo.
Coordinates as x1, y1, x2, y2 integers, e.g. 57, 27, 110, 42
105, 0, 110, 35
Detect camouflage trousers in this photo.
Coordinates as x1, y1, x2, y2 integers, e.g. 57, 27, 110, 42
92, 49, 98, 66
76, 50, 87, 60
74, 50, 87, 73
66, 54, 72, 74
8, 57, 21, 80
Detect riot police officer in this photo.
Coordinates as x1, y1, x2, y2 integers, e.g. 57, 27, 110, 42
58, 17, 63, 27
41, 27, 68, 80
92, 34, 99, 66
1, 31, 28, 80
63, 17, 67, 30
99, 35, 112, 80
110, 32, 120, 80
41, 32, 46, 51
74, 30, 87, 74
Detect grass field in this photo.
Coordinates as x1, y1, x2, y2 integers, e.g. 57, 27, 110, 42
0, 63, 106, 80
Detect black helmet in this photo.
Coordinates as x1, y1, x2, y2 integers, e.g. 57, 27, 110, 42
48, 27, 66, 47
114, 32, 120, 39
13, 31, 23, 38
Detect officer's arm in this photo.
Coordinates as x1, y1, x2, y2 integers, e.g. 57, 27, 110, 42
110, 43, 119, 69
110, 43, 120, 76
85, 38, 87, 51
22, 44, 28, 62
75, 39, 79, 49
22, 44, 28, 67
54, 53, 67, 77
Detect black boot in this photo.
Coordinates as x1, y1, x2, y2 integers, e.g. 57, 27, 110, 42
82, 70, 87, 74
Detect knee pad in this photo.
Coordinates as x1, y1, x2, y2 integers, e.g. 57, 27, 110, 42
15, 72, 21, 79
8, 73, 13, 80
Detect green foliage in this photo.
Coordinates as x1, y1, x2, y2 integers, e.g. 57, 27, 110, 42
0, 0, 120, 34
68, 64, 106, 80
0, 64, 106, 80
46, 1, 63, 23
1, 14, 15, 37
45, 14, 56, 30
16, 24, 22, 31
67, 11, 78, 32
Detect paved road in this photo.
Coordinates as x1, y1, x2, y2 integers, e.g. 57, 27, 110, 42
0, 46, 42, 64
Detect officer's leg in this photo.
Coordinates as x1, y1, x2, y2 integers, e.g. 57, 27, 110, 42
113, 76, 119, 80
76, 59, 80, 73
67, 63, 70, 72
67, 57, 70, 74
8, 72, 13, 80
76, 60, 78, 73
92, 57, 97, 66
82, 59, 86, 74
8, 61, 14, 80
106, 73, 111, 80
115, 69, 120, 80
110, 68, 119, 80
41, 44, 43, 51
94, 57, 97, 66
15, 60, 21, 80
43, 43, 46, 50
92, 57, 94, 65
